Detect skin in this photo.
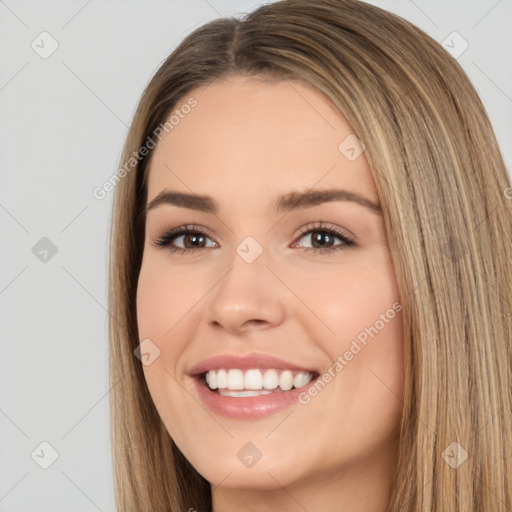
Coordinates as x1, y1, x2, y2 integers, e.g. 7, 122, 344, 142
136, 75, 404, 512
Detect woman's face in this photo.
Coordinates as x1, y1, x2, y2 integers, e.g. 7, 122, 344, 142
136, 75, 404, 503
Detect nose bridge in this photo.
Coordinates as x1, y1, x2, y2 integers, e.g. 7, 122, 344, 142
205, 235, 285, 333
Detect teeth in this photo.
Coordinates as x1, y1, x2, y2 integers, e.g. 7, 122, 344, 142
218, 389, 273, 397
227, 369, 244, 390
262, 369, 279, 389
217, 369, 227, 389
293, 372, 311, 388
279, 370, 293, 391
205, 370, 216, 389
204, 368, 314, 393
244, 369, 263, 390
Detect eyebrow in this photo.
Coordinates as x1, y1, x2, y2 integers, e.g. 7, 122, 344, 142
146, 188, 382, 215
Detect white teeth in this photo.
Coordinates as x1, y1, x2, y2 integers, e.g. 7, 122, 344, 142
227, 369, 244, 390
204, 368, 315, 393
262, 369, 279, 389
218, 389, 273, 397
206, 370, 217, 389
244, 369, 263, 390
293, 372, 310, 388
279, 370, 294, 391
216, 369, 228, 389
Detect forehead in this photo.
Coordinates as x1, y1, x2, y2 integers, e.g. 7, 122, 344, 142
146, 75, 378, 208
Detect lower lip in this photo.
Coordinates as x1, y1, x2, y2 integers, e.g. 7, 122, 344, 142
192, 375, 315, 419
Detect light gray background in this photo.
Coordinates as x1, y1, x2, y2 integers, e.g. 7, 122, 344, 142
1, 1, 510, 510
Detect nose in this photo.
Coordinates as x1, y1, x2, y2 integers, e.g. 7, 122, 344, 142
205, 246, 286, 335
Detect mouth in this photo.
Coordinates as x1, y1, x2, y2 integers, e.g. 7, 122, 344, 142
200, 368, 319, 397
188, 353, 321, 418
191, 367, 320, 419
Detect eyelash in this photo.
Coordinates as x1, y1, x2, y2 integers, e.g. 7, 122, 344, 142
153, 222, 355, 256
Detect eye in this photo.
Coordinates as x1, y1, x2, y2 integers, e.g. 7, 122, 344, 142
291, 222, 355, 254
153, 224, 217, 255
153, 221, 356, 256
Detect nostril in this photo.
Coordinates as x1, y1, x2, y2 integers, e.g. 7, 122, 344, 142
248, 319, 265, 327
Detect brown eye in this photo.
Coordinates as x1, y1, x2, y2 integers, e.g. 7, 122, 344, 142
154, 225, 217, 254
292, 222, 355, 254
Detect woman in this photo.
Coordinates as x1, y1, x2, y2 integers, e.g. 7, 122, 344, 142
107, 0, 512, 510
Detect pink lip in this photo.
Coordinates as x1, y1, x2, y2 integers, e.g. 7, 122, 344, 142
188, 353, 317, 375
188, 353, 319, 420
191, 374, 318, 419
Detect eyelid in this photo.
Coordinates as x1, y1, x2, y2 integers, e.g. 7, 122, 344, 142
291, 221, 355, 252
294, 221, 354, 241
152, 223, 216, 249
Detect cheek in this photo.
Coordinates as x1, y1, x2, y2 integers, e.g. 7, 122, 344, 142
136, 261, 200, 441
291, 254, 404, 428
135, 261, 190, 395
136, 258, 207, 341
290, 252, 402, 347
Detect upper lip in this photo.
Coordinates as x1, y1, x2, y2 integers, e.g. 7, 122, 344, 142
188, 353, 319, 376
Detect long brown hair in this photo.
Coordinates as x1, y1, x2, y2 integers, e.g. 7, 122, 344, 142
108, 0, 512, 510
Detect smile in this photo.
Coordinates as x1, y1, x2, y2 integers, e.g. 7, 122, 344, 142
189, 353, 320, 418
204, 368, 316, 396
